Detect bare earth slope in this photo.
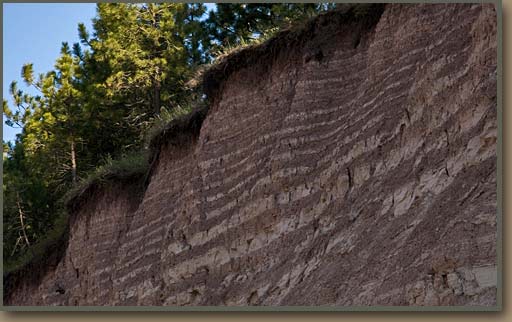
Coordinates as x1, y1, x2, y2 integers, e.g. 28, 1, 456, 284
5, 3, 498, 306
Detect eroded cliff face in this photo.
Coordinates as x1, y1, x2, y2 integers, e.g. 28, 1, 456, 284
5, 3, 498, 306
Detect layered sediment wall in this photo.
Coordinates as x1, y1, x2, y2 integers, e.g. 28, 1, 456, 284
5, 3, 498, 306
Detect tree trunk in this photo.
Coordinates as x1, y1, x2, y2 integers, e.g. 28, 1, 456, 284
152, 78, 161, 115
15, 192, 31, 251
70, 139, 77, 184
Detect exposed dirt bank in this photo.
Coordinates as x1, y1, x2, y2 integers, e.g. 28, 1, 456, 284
5, 3, 498, 306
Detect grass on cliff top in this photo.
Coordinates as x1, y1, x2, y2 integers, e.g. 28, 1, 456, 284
62, 152, 149, 209
144, 104, 195, 149
146, 102, 208, 155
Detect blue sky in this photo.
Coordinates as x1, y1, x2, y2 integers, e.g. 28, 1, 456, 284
3, 3, 97, 142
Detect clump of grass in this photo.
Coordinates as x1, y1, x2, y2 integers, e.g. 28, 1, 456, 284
213, 26, 282, 61
144, 105, 195, 149
63, 151, 149, 210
